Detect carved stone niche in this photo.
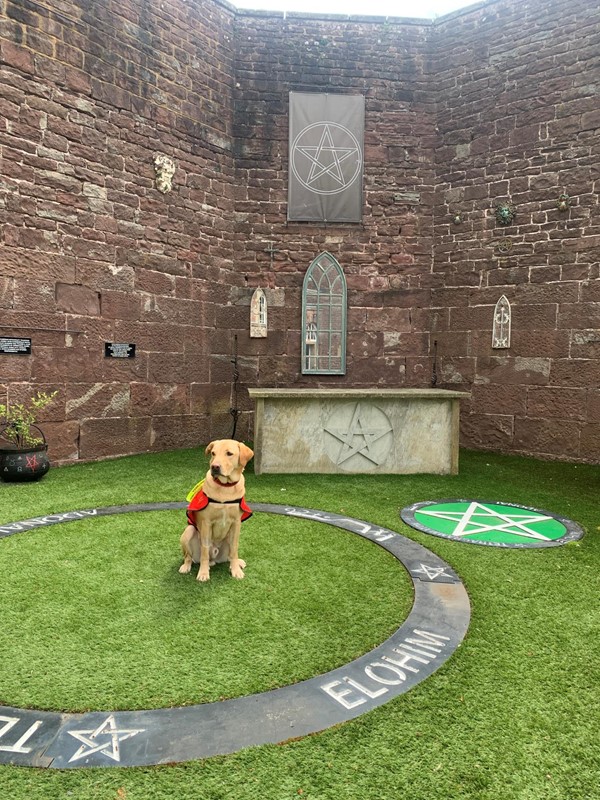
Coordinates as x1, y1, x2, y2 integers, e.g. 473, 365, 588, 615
250, 288, 267, 338
154, 154, 176, 193
492, 295, 511, 349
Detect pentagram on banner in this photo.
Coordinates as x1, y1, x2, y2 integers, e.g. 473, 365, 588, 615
291, 122, 362, 196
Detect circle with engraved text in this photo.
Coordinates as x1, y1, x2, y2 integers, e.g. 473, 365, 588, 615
0, 502, 469, 768
401, 499, 584, 548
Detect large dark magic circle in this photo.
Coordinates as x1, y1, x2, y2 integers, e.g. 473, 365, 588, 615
0, 503, 470, 769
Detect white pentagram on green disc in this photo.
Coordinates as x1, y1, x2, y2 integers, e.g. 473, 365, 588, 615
400, 500, 585, 548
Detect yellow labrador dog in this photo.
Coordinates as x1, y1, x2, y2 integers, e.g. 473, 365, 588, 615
179, 439, 254, 582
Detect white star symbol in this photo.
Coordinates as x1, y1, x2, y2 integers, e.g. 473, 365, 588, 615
416, 501, 554, 540
68, 715, 144, 763
291, 121, 362, 196
412, 564, 453, 581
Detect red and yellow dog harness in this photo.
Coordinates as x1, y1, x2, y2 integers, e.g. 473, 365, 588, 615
186, 485, 252, 529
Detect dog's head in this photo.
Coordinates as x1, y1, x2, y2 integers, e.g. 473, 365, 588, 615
205, 439, 254, 483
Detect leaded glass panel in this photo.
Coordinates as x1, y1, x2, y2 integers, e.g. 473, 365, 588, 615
301, 252, 347, 375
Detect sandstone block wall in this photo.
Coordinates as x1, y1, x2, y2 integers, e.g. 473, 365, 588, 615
432, 0, 600, 461
1, 0, 599, 464
231, 12, 436, 392
0, 0, 247, 461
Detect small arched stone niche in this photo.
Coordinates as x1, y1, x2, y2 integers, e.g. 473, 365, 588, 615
492, 295, 511, 349
250, 288, 268, 338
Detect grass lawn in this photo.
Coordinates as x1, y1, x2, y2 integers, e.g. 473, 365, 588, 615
0, 447, 598, 799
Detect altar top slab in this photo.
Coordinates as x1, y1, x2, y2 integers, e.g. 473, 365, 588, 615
248, 388, 471, 399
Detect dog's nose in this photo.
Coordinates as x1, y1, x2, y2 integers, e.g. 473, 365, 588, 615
211, 464, 221, 476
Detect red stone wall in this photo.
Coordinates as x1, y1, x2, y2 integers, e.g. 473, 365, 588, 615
431, 0, 600, 461
0, 0, 242, 461
1, 0, 599, 465
231, 12, 436, 394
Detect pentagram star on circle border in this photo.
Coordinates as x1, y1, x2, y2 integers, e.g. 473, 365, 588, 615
291, 121, 363, 196
411, 563, 453, 581
323, 402, 393, 467
400, 499, 585, 549
68, 714, 144, 763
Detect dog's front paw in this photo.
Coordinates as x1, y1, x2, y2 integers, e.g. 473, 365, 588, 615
197, 569, 210, 582
230, 559, 245, 579
179, 562, 192, 574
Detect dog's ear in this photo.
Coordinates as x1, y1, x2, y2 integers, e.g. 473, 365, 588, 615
238, 442, 254, 467
205, 441, 215, 456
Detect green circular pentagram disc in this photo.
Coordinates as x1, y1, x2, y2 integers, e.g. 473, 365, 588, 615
401, 500, 584, 548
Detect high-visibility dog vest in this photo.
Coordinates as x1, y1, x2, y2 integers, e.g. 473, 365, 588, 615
186, 488, 252, 528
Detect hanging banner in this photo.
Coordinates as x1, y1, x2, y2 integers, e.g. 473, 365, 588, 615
288, 92, 364, 223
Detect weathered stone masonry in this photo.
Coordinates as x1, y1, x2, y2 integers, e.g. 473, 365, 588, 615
0, 0, 598, 464
432, 0, 600, 462
0, 0, 240, 460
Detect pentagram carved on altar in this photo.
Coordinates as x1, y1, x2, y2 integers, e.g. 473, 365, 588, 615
323, 402, 393, 470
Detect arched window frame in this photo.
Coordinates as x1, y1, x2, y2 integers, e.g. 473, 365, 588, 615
258, 292, 267, 326
301, 252, 347, 375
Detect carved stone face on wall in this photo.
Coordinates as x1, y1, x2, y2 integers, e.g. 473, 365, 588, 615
153, 154, 176, 193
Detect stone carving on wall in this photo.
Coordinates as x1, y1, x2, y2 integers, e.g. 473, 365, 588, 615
492, 295, 511, 349
153, 154, 176, 193
250, 288, 267, 338
495, 201, 516, 226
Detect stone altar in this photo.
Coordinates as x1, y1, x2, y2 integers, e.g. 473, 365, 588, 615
248, 388, 470, 475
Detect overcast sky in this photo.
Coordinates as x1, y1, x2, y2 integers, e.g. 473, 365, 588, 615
231, 0, 482, 19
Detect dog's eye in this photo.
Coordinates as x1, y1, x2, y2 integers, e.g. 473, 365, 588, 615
226, 451, 233, 457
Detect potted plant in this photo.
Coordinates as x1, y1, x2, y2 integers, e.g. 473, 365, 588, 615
0, 390, 58, 482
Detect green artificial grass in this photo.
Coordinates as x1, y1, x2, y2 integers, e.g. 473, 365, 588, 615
0, 447, 599, 800
0, 511, 410, 711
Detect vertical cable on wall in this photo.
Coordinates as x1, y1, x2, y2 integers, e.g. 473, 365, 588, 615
230, 334, 240, 439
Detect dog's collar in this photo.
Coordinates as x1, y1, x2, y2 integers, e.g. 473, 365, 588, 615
212, 475, 240, 487
205, 494, 242, 505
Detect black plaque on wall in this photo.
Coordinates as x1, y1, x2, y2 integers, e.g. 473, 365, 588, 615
0, 337, 32, 355
104, 342, 136, 359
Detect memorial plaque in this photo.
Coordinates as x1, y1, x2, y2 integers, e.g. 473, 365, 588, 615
0, 337, 32, 355
104, 342, 136, 359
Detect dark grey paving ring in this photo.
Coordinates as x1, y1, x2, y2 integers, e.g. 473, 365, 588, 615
0, 502, 470, 769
